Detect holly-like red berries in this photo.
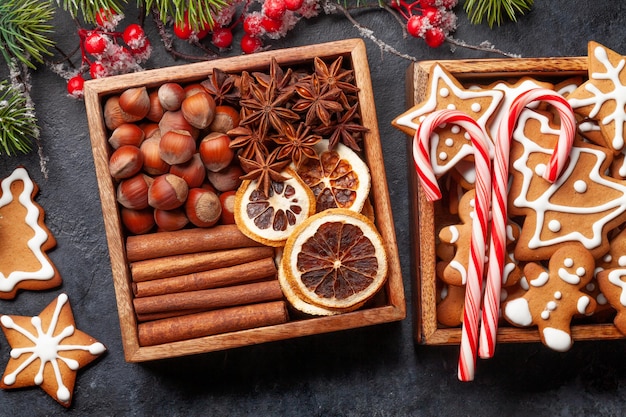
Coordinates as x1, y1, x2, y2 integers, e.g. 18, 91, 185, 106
211, 27, 234, 49
241, 34, 263, 54
398, 0, 456, 48
67, 75, 85, 98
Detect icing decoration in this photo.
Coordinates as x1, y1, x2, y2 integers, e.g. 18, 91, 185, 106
568, 42, 626, 152
508, 110, 626, 260
0, 293, 106, 407
0, 167, 62, 298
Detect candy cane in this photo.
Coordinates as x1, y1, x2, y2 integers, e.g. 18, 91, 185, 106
478, 88, 576, 359
413, 109, 491, 381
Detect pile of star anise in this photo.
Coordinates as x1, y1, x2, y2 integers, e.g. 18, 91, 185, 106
202, 55, 369, 196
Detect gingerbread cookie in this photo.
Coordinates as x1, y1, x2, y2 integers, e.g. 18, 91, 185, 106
596, 268, 626, 334
0, 167, 62, 299
508, 109, 626, 261
0, 293, 106, 407
568, 41, 626, 152
502, 244, 596, 352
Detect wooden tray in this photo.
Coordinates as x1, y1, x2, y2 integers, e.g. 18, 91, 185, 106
83, 39, 406, 362
403, 57, 625, 345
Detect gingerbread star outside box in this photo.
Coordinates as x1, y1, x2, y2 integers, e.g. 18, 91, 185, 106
394, 41, 626, 350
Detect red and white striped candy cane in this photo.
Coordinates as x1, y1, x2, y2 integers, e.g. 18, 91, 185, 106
479, 88, 576, 359
413, 109, 492, 381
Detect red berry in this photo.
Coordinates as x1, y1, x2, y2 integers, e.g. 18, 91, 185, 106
95, 8, 117, 29
406, 15, 424, 38
67, 75, 85, 98
263, 0, 287, 20
90, 62, 107, 79
240, 34, 263, 54
211, 27, 233, 49
422, 6, 442, 25
243, 14, 264, 36
425, 27, 446, 47
261, 16, 282, 33
123, 24, 147, 50
284, 0, 304, 11
174, 13, 193, 40
84, 32, 107, 55
420, 0, 437, 7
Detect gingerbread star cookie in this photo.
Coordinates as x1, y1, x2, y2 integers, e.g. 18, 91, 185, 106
0, 293, 107, 407
568, 41, 626, 152
0, 167, 62, 299
392, 63, 503, 185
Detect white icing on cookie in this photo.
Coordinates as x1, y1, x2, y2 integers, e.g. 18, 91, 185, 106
0, 167, 55, 292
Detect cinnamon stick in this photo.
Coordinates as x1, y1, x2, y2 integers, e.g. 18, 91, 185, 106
137, 301, 289, 346
126, 224, 261, 262
130, 246, 275, 282
135, 308, 206, 322
132, 256, 277, 296
133, 280, 284, 316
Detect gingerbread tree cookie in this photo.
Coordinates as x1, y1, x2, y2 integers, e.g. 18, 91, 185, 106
502, 244, 596, 352
0, 293, 107, 407
0, 167, 62, 299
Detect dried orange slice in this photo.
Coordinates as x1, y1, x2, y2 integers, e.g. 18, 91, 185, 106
296, 139, 371, 213
234, 167, 315, 247
282, 208, 387, 311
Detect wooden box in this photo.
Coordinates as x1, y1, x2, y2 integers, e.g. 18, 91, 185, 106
83, 39, 405, 362
404, 57, 626, 345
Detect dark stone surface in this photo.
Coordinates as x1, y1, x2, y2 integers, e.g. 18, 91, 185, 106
1, 1, 626, 415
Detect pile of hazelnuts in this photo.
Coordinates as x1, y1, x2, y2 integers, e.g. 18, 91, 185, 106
103, 81, 242, 235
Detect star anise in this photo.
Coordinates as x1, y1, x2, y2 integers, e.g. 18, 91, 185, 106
312, 56, 360, 108
239, 147, 291, 197
273, 122, 322, 169
201, 68, 240, 106
292, 74, 344, 127
315, 104, 369, 151
252, 57, 296, 99
239, 79, 300, 135
227, 125, 271, 160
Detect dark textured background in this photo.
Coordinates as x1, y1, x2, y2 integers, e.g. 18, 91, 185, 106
1, 1, 626, 415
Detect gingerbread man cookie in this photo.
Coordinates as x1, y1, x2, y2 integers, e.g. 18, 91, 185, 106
503, 244, 596, 352
0, 167, 62, 299
596, 267, 626, 334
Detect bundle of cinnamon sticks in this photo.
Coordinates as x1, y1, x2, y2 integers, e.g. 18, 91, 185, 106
126, 224, 289, 346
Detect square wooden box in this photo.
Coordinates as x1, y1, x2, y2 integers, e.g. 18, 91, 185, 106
83, 39, 406, 362
405, 56, 626, 346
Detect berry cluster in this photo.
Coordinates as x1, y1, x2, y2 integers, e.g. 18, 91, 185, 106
391, 0, 458, 47
170, 0, 321, 54
67, 9, 152, 98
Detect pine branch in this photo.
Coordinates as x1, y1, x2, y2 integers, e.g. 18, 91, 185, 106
55, 0, 126, 25
143, 0, 230, 31
0, 79, 38, 156
0, 0, 56, 69
464, 0, 534, 28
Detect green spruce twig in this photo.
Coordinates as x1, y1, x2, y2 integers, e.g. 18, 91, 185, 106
0, 79, 38, 156
464, 0, 534, 28
0, 0, 56, 69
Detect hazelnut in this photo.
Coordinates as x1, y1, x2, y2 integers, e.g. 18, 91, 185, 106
119, 86, 150, 120
206, 163, 243, 192
199, 132, 234, 173
154, 208, 189, 231
108, 123, 145, 149
117, 173, 153, 210
140, 137, 170, 175
159, 109, 199, 139
181, 91, 216, 129
121, 207, 155, 235
159, 129, 196, 165
148, 173, 189, 210
146, 89, 164, 122
185, 187, 222, 228
219, 190, 236, 225
209, 105, 240, 133
158, 82, 185, 111
109, 145, 144, 179
170, 153, 206, 188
